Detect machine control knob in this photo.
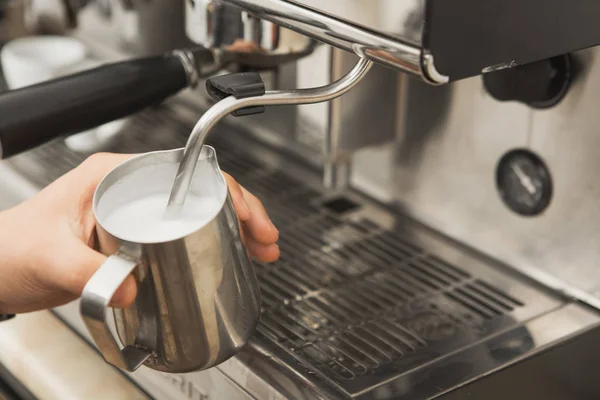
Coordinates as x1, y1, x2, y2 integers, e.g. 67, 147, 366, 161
483, 55, 571, 109
496, 149, 552, 217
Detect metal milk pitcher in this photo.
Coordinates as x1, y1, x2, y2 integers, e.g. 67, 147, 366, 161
80, 146, 261, 373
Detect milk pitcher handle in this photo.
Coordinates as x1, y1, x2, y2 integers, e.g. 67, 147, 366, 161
80, 254, 152, 371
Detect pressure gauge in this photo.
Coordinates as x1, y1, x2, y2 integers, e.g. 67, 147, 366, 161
496, 149, 552, 216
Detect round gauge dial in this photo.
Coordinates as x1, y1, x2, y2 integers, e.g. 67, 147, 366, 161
496, 149, 552, 216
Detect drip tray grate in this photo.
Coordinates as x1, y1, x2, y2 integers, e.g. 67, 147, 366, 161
253, 213, 525, 383
6, 105, 561, 398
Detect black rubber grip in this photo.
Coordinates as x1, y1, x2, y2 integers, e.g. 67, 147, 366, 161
206, 72, 265, 117
0, 54, 189, 158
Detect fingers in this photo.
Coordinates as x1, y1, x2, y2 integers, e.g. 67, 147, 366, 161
223, 172, 250, 221
111, 276, 137, 308
79, 152, 139, 182
54, 243, 137, 308
10, 292, 78, 314
69, 153, 141, 243
239, 185, 279, 245
244, 233, 280, 263
41, 152, 139, 222
77, 153, 137, 197
239, 223, 279, 262
223, 173, 279, 261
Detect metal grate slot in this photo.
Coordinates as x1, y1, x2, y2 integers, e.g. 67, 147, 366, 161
257, 288, 280, 309
427, 255, 471, 279
391, 264, 441, 291
343, 330, 393, 365
355, 285, 396, 311
253, 171, 305, 198
370, 321, 424, 353
351, 326, 399, 361
445, 292, 497, 320
455, 288, 503, 317
301, 298, 347, 327
283, 228, 329, 257
334, 335, 383, 367
417, 257, 468, 282
261, 273, 304, 301
460, 285, 512, 313
465, 283, 515, 311
299, 344, 356, 380
361, 323, 409, 356
368, 272, 419, 301
272, 267, 317, 295
259, 314, 307, 342
322, 338, 373, 374
319, 293, 369, 320
270, 311, 315, 340
271, 262, 321, 291
474, 279, 525, 307
377, 230, 424, 255
363, 276, 412, 305
258, 282, 289, 305
357, 235, 421, 266
298, 301, 343, 329
406, 260, 454, 287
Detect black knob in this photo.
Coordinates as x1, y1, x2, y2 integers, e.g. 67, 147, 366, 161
483, 55, 571, 109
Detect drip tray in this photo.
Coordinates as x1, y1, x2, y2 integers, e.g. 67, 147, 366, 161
5, 104, 598, 400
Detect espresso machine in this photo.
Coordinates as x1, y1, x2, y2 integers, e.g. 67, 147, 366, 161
2, 1, 600, 399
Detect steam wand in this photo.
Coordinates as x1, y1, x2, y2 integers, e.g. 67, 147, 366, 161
167, 57, 373, 211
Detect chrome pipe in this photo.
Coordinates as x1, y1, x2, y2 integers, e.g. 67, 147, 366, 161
168, 57, 373, 209
218, 0, 447, 84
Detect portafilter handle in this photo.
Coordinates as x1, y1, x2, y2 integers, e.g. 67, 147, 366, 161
0, 49, 201, 159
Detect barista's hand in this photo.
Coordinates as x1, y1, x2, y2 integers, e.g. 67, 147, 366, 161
0, 153, 279, 314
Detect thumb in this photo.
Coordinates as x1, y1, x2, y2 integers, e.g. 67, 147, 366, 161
57, 243, 138, 308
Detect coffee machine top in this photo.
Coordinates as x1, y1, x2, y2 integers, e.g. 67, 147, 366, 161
187, 0, 600, 84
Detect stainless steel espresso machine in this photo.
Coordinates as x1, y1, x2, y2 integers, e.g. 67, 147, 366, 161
2, 1, 600, 399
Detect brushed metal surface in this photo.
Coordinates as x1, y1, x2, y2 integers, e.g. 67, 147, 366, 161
286, 0, 425, 46
218, 0, 445, 83
185, 0, 316, 68
351, 46, 600, 310
2, 104, 596, 399
0, 311, 150, 400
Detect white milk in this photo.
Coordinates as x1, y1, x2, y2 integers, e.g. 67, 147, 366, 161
97, 155, 227, 243
101, 193, 222, 243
